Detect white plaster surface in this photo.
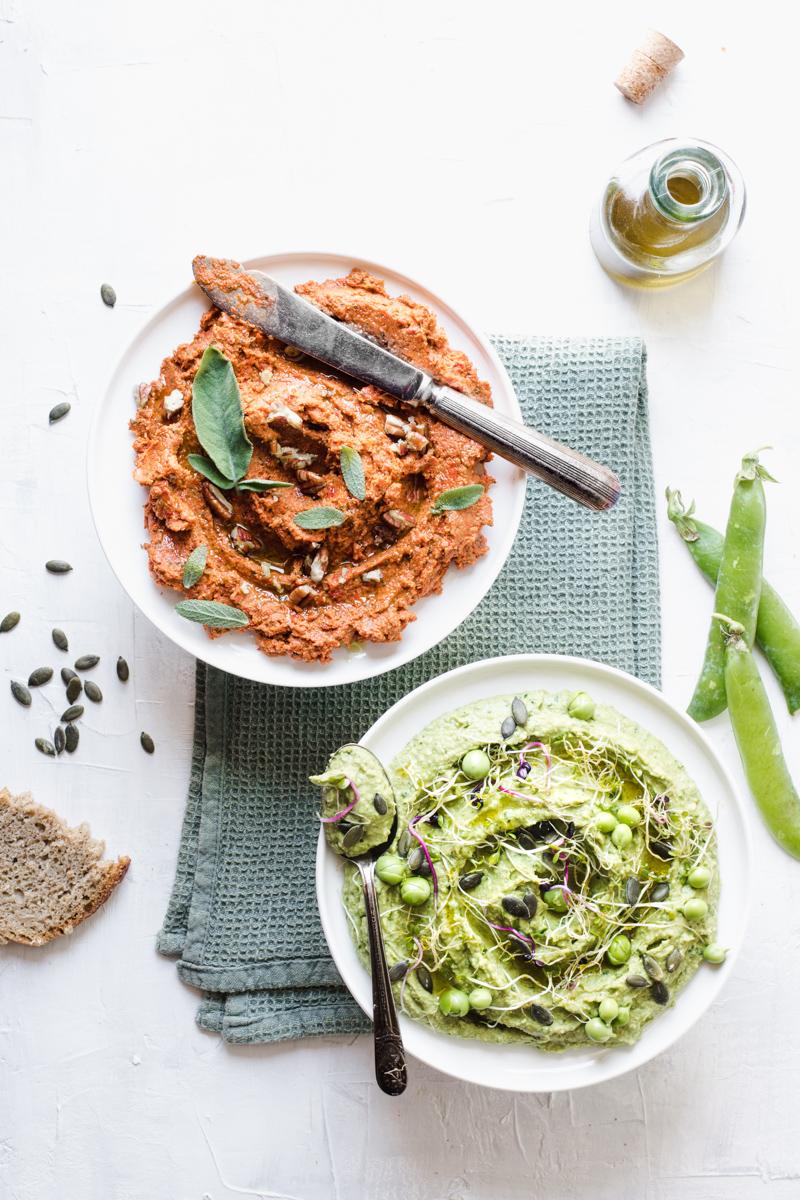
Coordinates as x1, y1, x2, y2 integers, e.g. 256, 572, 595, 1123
1, 1, 799, 1196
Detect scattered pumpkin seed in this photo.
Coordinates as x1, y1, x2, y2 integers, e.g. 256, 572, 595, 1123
626, 975, 649, 988
651, 882, 670, 902
100, 282, 117, 307
407, 845, 424, 873
415, 963, 433, 992
650, 839, 673, 861
500, 715, 516, 739
650, 980, 669, 1005
61, 667, 78, 686
665, 948, 683, 973
511, 697, 528, 726
74, 655, 100, 670
66, 676, 82, 703
28, 667, 53, 687
389, 961, 409, 982
529, 1004, 554, 1026
373, 793, 388, 815
84, 681, 103, 703
502, 895, 532, 919
459, 871, 483, 891
397, 829, 412, 857
54, 726, 66, 755
61, 704, 84, 723
65, 724, 79, 753
116, 656, 130, 682
52, 628, 68, 652
523, 891, 539, 918
10, 681, 31, 707
45, 560, 72, 574
624, 876, 642, 906
49, 401, 71, 424
0, 611, 20, 633
642, 953, 664, 982
342, 825, 364, 850
140, 731, 155, 754
35, 737, 56, 757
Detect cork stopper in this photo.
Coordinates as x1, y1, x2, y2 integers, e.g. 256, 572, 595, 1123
615, 30, 684, 105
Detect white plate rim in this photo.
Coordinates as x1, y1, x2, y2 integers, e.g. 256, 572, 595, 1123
86, 251, 526, 687
316, 652, 752, 1093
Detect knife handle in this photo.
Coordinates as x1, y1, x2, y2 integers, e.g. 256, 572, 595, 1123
423, 385, 621, 511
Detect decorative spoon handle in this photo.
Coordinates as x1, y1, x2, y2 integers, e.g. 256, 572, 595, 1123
356, 858, 407, 1096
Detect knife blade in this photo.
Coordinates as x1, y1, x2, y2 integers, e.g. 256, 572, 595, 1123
192, 256, 620, 511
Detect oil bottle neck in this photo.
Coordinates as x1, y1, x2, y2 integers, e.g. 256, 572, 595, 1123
648, 145, 729, 225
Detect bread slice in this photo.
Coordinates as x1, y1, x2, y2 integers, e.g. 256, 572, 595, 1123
0, 788, 130, 946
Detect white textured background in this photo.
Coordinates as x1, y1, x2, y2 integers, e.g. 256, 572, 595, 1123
2, 1, 799, 1197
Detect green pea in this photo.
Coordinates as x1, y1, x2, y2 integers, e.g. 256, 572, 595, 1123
607, 933, 632, 965
585, 1017, 613, 1043
461, 748, 491, 780
468, 987, 493, 1011
598, 997, 619, 1023
683, 897, 709, 922
375, 853, 406, 886
615, 804, 641, 827
438, 987, 470, 1017
543, 886, 568, 913
611, 824, 633, 850
614, 1006, 631, 1027
400, 876, 432, 906
703, 943, 727, 964
688, 865, 711, 889
568, 691, 596, 721
595, 811, 618, 834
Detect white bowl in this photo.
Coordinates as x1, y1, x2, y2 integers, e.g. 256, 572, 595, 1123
316, 653, 751, 1092
88, 252, 526, 687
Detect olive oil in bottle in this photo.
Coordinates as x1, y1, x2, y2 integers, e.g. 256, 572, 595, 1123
590, 138, 746, 288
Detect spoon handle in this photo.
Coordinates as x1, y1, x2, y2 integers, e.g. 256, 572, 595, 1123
357, 859, 407, 1096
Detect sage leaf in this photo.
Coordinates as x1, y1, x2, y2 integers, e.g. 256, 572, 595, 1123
294, 506, 347, 531
175, 599, 249, 629
182, 544, 208, 589
237, 479, 293, 492
191, 346, 252, 483
187, 453, 235, 489
340, 446, 366, 501
431, 484, 485, 513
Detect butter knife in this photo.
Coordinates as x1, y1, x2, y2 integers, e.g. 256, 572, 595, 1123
192, 256, 621, 511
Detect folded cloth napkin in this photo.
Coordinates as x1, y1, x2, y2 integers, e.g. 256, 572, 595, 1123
158, 335, 660, 1044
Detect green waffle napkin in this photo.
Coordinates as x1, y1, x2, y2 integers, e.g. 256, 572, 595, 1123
157, 335, 659, 1044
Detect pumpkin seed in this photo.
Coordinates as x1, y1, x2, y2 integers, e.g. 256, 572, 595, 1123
650, 839, 673, 861
140, 731, 155, 754
459, 871, 483, 892
342, 825, 364, 850
523, 891, 539, 918
501, 715, 516, 739
100, 282, 116, 307
511, 697, 528, 726
65, 724, 79, 753
74, 655, 100, 670
10, 681, 31, 707
116, 656, 130, 682
651, 882, 670, 902
28, 667, 53, 687
642, 953, 664, 982
52, 628, 68, 652
373, 793, 388, 815
397, 829, 412, 857
61, 667, 78, 685
626, 975, 649, 988
66, 677, 82, 703
529, 1004, 554, 1026
650, 980, 669, 1005
35, 737, 56, 757
0, 611, 20, 633
61, 704, 84, 722
502, 895, 532, 919
389, 961, 409, 982
665, 948, 683, 973
84, 681, 103, 703
45, 560, 72, 574
54, 726, 65, 755
49, 401, 71, 423
407, 846, 424, 872
624, 876, 642, 906
415, 963, 433, 992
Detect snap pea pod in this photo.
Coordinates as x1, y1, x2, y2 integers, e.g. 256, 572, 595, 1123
667, 489, 800, 714
721, 618, 800, 859
686, 452, 770, 723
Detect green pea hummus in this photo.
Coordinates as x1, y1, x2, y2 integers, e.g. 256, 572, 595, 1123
311, 744, 395, 857
335, 690, 719, 1051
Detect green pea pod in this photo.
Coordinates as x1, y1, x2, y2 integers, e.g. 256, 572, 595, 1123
667, 489, 800, 714
722, 618, 800, 859
686, 452, 770, 722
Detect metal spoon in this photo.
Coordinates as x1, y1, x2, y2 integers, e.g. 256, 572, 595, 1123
323, 744, 407, 1097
